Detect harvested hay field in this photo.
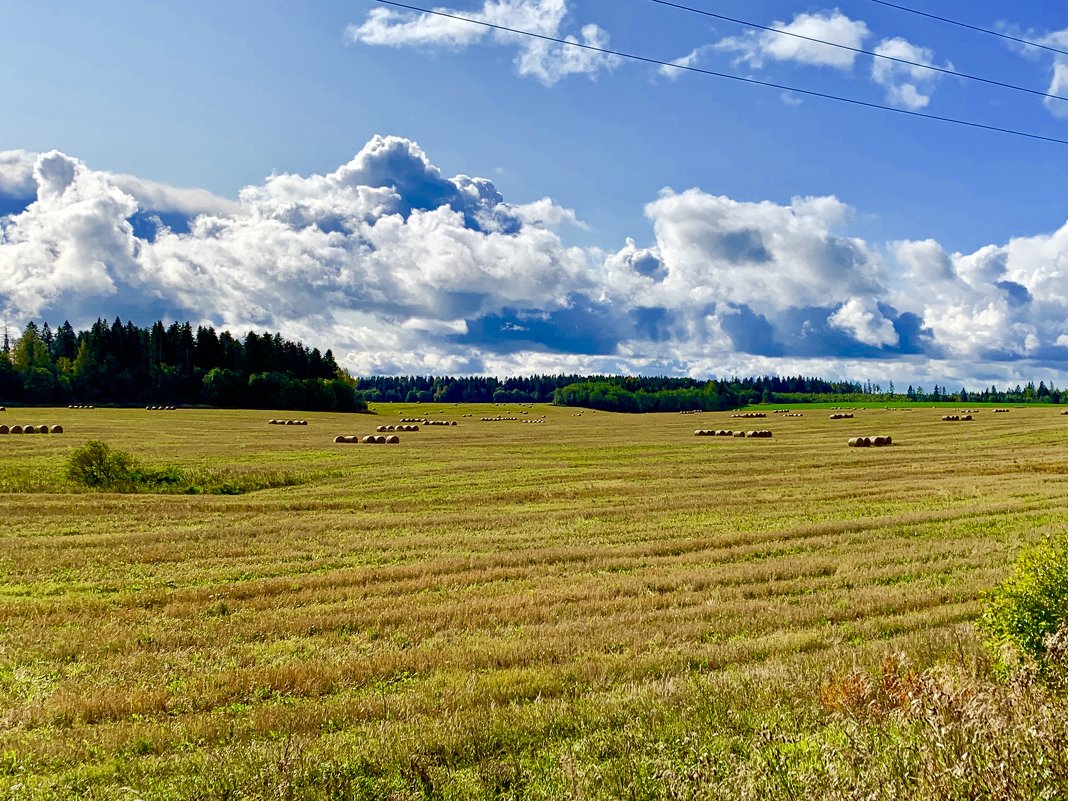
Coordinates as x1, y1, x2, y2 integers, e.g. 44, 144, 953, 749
1, 403, 1068, 798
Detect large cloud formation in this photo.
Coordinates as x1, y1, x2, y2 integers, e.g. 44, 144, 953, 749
2, 136, 1067, 386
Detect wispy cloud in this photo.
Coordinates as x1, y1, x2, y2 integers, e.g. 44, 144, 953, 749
658, 46, 707, 79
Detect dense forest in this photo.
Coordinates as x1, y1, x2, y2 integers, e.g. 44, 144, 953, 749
0, 319, 363, 411
356, 373, 1065, 412
1, 319, 1063, 412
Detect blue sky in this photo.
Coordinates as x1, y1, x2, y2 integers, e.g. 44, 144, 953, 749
2, 0, 1068, 387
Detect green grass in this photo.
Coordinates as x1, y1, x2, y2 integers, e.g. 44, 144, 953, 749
1, 403, 1067, 798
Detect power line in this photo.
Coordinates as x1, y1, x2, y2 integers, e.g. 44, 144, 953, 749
867, 0, 1068, 59
373, 0, 1068, 146
649, 0, 1068, 105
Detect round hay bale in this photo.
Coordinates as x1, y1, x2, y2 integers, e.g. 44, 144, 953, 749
872, 436, 888, 447
362, 435, 376, 444
373, 435, 386, 444
9, 425, 22, 434
0, 425, 8, 434
36, 425, 49, 434
451, 421, 457, 426
962, 414, 972, 421
334, 435, 346, 443
22, 425, 36, 434
376, 425, 387, 432
385, 435, 400, 444
848, 437, 860, 447
733, 430, 745, 437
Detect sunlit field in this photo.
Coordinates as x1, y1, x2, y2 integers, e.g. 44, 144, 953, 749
2, 403, 1067, 799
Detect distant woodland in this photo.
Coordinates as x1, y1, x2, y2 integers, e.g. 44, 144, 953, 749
1, 319, 1063, 412
0, 319, 363, 411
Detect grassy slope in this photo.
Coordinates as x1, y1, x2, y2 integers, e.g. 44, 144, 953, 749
1, 404, 1066, 798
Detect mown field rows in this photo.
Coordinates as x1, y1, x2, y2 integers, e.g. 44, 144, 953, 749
1, 403, 1066, 798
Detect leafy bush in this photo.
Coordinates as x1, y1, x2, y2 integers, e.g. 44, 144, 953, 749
66, 440, 139, 488
979, 537, 1068, 681
65, 440, 314, 495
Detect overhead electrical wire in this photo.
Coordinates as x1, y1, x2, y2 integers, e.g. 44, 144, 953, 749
866, 0, 1068, 59
373, 0, 1068, 146
649, 0, 1068, 105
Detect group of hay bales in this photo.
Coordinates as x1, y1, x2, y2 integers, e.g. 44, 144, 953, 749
993, 408, 1011, 413
848, 435, 891, 447
377, 424, 419, 432
145, 405, 177, 411
422, 420, 457, 426
941, 414, 973, 421
268, 419, 308, 426
694, 429, 772, 438
679, 409, 702, 415
782, 413, 804, 418
0, 424, 63, 435
0, 405, 5, 412
731, 412, 766, 419
481, 416, 517, 422
68, 404, 95, 409
829, 413, 855, 420
334, 434, 401, 444
1061, 410, 1068, 416
520, 419, 545, 424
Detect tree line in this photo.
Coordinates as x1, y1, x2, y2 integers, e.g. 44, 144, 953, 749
0, 318, 364, 411
1, 318, 1062, 411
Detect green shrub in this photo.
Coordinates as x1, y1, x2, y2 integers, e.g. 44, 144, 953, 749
65, 441, 313, 495
979, 537, 1068, 680
65, 440, 138, 488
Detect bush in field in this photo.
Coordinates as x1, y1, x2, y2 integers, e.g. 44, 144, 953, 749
66, 440, 139, 488
65, 439, 309, 495
979, 537, 1068, 683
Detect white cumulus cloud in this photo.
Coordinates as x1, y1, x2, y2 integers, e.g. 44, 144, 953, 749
871, 37, 951, 110
347, 0, 620, 86
829, 296, 899, 347
717, 10, 870, 70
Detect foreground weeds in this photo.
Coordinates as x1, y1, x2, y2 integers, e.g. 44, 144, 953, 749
4, 647, 1067, 800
